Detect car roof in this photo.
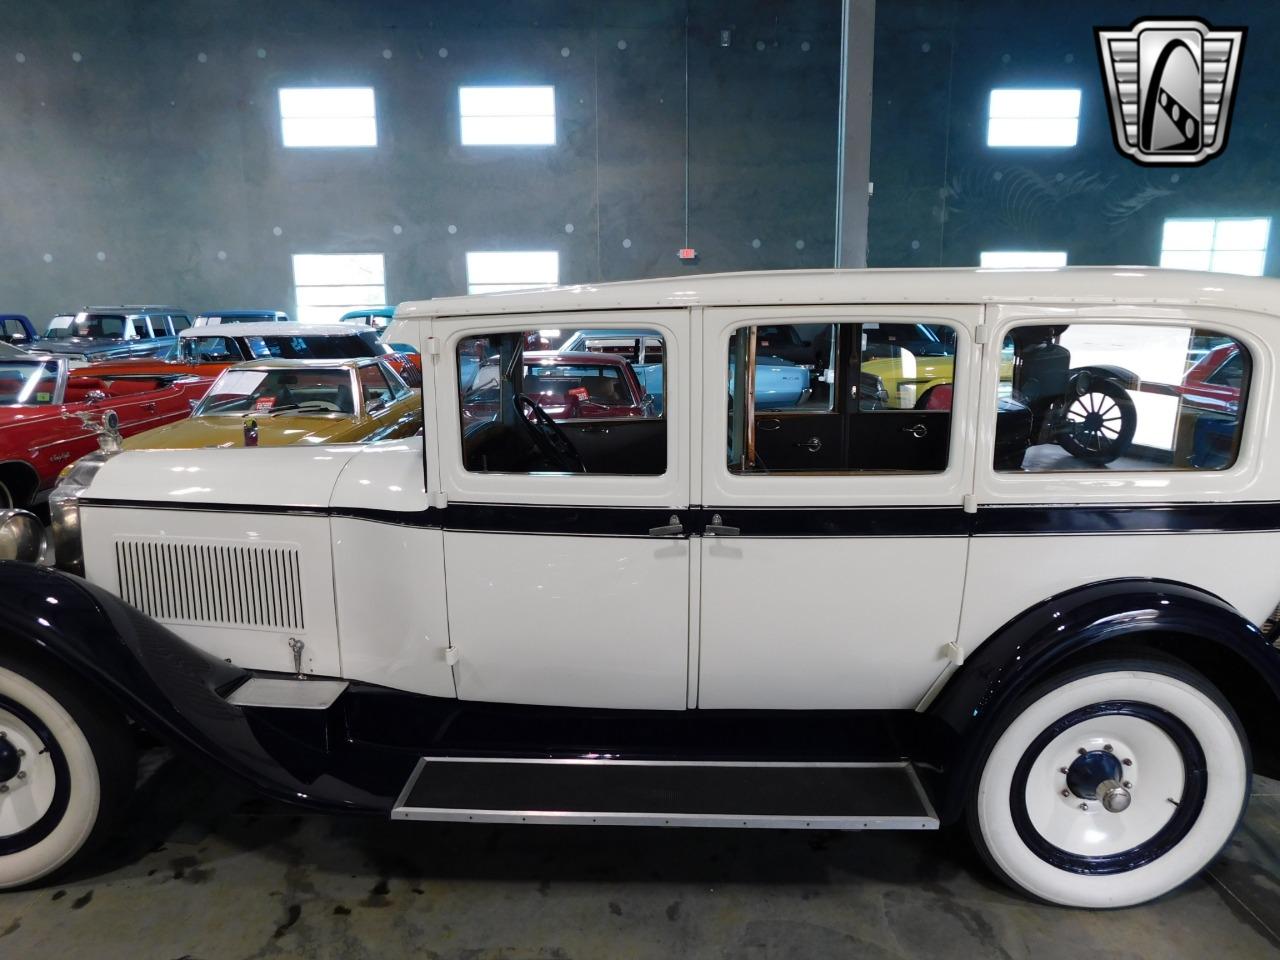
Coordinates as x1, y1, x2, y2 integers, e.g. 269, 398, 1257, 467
179, 322, 368, 338
0, 314, 30, 322
399, 267, 1280, 319
196, 310, 288, 319
340, 306, 395, 317
83, 305, 186, 313
224, 357, 380, 371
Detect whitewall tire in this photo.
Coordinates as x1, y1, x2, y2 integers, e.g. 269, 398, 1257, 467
0, 656, 134, 889
969, 660, 1249, 908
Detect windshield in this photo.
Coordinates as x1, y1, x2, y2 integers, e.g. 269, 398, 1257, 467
178, 336, 249, 363
244, 332, 382, 360
0, 360, 59, 404
196, 368, 355, 416
44, 313, 126, 340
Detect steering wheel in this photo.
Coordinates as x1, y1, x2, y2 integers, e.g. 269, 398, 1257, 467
514, 394, 586, 472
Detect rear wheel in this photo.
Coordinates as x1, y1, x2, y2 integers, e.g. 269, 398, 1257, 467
0, 655, 135, 889
967, 660, 1248, 907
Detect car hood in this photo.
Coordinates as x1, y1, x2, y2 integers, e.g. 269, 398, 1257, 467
37, 339, 124, 354
124, 414, 369, 450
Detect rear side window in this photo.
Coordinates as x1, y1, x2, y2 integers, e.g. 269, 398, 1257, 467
169, 314, 192, 333
457, 327, 666, 475
996, 323, 1250, 472
727, 321, 957, 474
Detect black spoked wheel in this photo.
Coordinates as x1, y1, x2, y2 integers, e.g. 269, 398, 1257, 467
1057, 379, 1137, 464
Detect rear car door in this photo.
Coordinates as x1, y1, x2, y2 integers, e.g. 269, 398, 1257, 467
698, 305, 980, 710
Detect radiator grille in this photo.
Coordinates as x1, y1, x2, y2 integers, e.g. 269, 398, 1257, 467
114, 539, 305, 631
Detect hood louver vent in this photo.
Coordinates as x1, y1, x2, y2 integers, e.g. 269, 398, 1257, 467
114, 538, 305, 631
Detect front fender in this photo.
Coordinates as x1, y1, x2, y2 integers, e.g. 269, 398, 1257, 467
925, 578, 1280, 821
0, 561, 402, 815
1070, 363, 1141, 390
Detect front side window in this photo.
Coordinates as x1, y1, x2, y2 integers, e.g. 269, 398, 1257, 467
358, 363, 395, 406
458, 328, 665, 475
45, 314, 124, 339
728, 321, 957, 474
996, 323, 1250, 472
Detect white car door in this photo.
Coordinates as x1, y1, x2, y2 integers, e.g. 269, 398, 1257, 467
433, 310, 692, 711
696, 305, 981, 710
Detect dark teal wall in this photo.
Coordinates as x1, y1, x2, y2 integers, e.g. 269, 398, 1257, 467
868, 1, 1277, 273
0, 0, 841, 325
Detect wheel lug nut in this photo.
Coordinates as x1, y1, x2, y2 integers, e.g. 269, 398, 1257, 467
1078, 802, 1089, 811
1059, 767, 1069, 774
1122, 758, 1133, 766
1103, 744, 1114, 752
0, 784, 8, 793
15, 749, 23, 758
1078, 747, 1087, 755
1123, 781, 1133, 789
1061, 789, 1071, 797
15, 771, 25, 780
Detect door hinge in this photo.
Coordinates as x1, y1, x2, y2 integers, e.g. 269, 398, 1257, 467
944, 640, 966, 666
428, 489, 448, 509
973, 324, 989, 345
425, 337, 441, 358
444, 645, 460, 666
963, 494, 978, 514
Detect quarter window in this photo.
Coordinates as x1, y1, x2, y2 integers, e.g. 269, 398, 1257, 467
996, 323, 1250, 472
457, 328, 665, 475
727, 321, 957, 474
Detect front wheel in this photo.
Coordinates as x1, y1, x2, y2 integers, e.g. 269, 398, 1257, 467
0, 655, 135, 889
968, 660, 1249, 908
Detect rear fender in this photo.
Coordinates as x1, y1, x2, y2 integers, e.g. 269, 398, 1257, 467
924, 578, 1280, 822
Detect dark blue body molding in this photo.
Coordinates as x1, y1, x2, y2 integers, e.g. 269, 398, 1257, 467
3, 561, 1279, 823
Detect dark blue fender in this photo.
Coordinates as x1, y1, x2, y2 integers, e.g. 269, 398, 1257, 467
0, 561, 410, 815
924, 578, 1280, 823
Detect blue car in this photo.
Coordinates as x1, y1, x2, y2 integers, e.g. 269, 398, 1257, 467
729, 354, 811, 410
195, 309, 289, 326
0, 314, 39, 346
340, 306, 396, 331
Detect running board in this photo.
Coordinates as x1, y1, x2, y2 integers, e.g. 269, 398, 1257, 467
226, 677, 348, 710
392, 758, 939, 830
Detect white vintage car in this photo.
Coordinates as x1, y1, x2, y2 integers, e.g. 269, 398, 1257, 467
1, 267, 1278, 909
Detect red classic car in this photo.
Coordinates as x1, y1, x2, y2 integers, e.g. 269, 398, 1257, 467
0, 357, 212, 507
1177, 342, 1245, 415
82, 323, 423, 387
461, 351, 657, 424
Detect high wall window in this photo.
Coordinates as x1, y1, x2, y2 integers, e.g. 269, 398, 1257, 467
1160, 218, 1271, 276
980, 251, 1068, 268
459, 86, 556, 145
987, 89, 1081, 147
466, 251, 559, 294
292, 254, 385, 324
278, 87, 377, 148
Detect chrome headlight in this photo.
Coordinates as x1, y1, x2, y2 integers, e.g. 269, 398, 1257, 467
49, 451, 114, 575
0, 510, 46, 564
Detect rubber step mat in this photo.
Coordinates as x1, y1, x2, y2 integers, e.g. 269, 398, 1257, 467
392, 758, 938, 830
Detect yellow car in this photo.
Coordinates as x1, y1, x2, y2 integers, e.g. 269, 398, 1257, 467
124, 357, 421, 449
859, 324, 1014, 409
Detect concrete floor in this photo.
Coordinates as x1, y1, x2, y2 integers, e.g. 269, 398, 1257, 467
1, 754, 1278, 959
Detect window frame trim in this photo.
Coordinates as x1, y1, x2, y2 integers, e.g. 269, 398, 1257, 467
975, 303, 1268, 505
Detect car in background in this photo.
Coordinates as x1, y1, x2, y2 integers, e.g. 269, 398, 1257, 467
1175, 341, 1247, 469
0, 356, 210, 506
557, 329, 665, 412
38, 306, 192, 364
462, 351, 656, 425
194, 309, 290, 326
81, 322, 423, 386
125, 357, 421, 450
340, 306, 396, 330
0, 314, 39, 346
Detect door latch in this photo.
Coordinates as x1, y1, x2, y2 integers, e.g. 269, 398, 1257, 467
793, 437, 823, 453
902, 423, 928, 438
705, 513, 740, 537
648, 514, 684, 537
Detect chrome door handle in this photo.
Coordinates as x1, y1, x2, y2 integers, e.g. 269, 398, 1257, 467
793, 437, 822, 453
648, 514, 684, 537
902, 423, 928, 438
705, 513, 740, 537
